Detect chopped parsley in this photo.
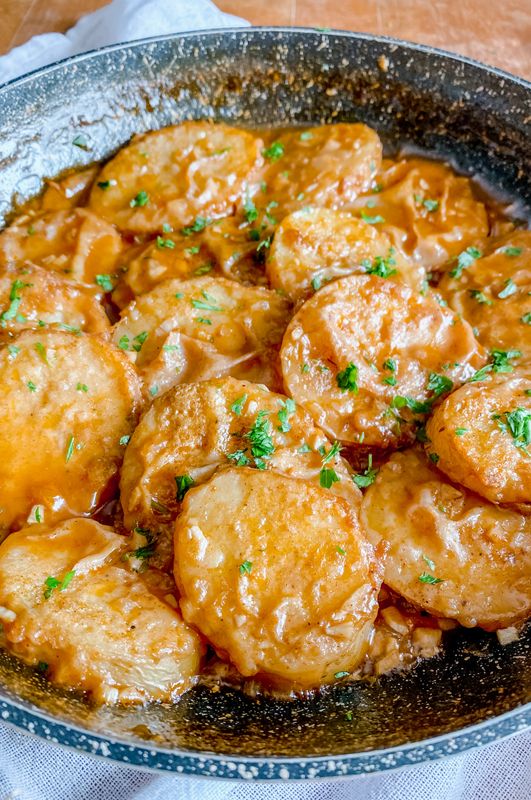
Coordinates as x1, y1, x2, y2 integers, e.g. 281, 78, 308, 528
320, 468, 340, 488
175, 474, 194, 502
129, 190, 149, 208
76, 383, 89, 392
119, 435, 130, 446
65, 435, 75, 462
227, 449, 250, 467
360, 210, 385, 224
469, 349, 522, 382
195, 317, 211, 325
429, 452, 440, 464
239, 560, 253, 575
191, 290, 224, 312
449, 246, 482, 279
353, 454, 378, 488
34, 342, 47, 363
299, 131, 313, 141
149, 385, 159, 397
418, 572, 443, 585
391, 396, 432, 414
151, 498, 170, 515
469, 289, 492, 306
194, 262, 214, 276
156, 236, 175, 249
7, 344, 19, 358
97, 180, 116, 190
72, 134, 89, 150
245, 411, 275, 465
455, 427, 468, 436
0, 279, 32, 325
495, 407, 531, 453
27, 381, 37, 392
320, 440, 342, 465
427, 372, 453, 398
336, 362, 359, 393
95, 274, 114, 292
243, 196, 258, 224
181, 216, 211, 236
336, 546, 346, 555
498, 279, 517, 299
231, 394, 248, 416
422, 554, 436, 571
383, 358, 397, 372
503, 246, 522, 257
521, 313, 531, 325
311, 275, 323, 292
262, 141, 284, 161
361, 248, 397, 278
334, 671, 349, 679
185, 245, 200, 255
277, 398, 296, 432
43, 570, 76, 599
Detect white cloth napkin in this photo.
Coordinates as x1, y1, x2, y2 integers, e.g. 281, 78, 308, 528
0, 1, 529, 798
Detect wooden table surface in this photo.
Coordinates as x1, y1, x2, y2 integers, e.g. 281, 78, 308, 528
1, 0, 530, 81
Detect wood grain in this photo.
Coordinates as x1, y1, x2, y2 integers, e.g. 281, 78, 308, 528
0, 0, 529, 80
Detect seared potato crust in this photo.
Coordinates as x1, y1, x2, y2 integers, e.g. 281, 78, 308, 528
0, 519, 203, 702
113, 276, 291, 396
260, 124, 382, 218
438, 230, 531, 356
426, 369, 531, 504
361, 448, 531, 630
89, 122, 263, 233
0, 209, 123, 287
0, 330, 142, 535
0, 262, 110, 336
266, 208, 424, 302
175, 468, 382, 689
280, 274, 486, 448
120, 376, 361, 528
353, 158, 488, 268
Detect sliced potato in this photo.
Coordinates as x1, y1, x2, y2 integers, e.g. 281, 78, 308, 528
112, 276, 291, 397
0, 209, 123, 287
280, 274, 486, 448
175, 468, 382, 689
0, 262, 109, 336
89, 122, 263, 233
438, 230, 531, 356
361, 448, 531, 630
353, 158, 489, 268
0, 330, 142, 535
426, 368, 531, 504
120, 376, 361, 528
260, 124, 382, 217
0, 518, 203, 703
266, 208, 424, 302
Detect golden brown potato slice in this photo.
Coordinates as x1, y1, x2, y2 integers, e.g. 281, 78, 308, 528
112, 276, 291, 397
175, 468, 382, 689
266, 208, 424, 302
89, 122, 263, 233
361, 448, 531, 630
280, 274, 486, 448
353, 158, 489, 269
0, 518, 203, 703
0, 330, 142, 535
426, 368, 531, 504
0, 209, 123, 287
259, 124, 382, 218
120, 376, 361, 529
0, 263, 110, 336
437, 230, 531, 356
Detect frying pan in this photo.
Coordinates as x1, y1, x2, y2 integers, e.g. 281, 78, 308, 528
0, 28, 529, 780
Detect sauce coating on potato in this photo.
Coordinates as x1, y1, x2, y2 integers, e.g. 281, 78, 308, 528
0, 518, 203, 703
0, 330, 142, 535
0, 209, 123, 287
89, 121, 264, 233
0, 263, 110, 336
361, 448, 531, 630
113, 276, 291, 397
266, 208, 424, 302
353, 158, 489, 268
175, 468, 382, 689
438, 230, 531, 356
281, 274, 486, 447
120, 376, 360, 529
259, 124, 382, 218
426, 369, 531, 504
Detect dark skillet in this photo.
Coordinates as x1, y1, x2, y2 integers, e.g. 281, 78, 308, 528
0, 28, 529, 781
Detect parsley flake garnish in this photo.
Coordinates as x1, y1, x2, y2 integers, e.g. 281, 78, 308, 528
0, 279, 32, 325
72, 134, 89, 150
44, 570, 76, 599
243, 196, 258, 224
503, 246, 523, 257
418, 572, 443, 585
449, 246, 482, 279
239, 560, 253, 575
262, 141, 284, 161
277, 398, 296, 432
521, 313, 531, 325
353, 454, 378, 488
469, 289, 492, 306
175, 474, 194, 502
360, 210, 385, 225
129, 190, 149, 208
119, 435, 130, 446
334, 671, 349, 679
191, 290, 224, 312
231, 394, 248, 416
156, 236, 175, 250
320, 467, 340, 489
181, 216, 211, 236
455, 427, 468, 436
495, 407, 531, 453
429, 452, 440, 464
299, 131, 313, 141
95, 274, 114, 292
498, 279, 517, 299
336, 362, 359, 393
469, 349, 522, 382
65, 435, 75, 462
76, 383, 88, 393
427, 372, 453, 398
361, 248, 397, 278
